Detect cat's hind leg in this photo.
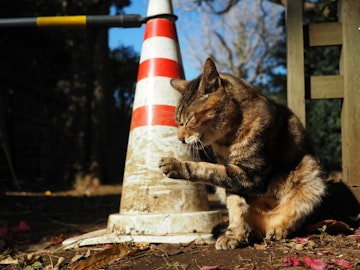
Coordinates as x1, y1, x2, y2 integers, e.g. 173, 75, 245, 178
264, 156, 326, 240
215, 194, 249, 250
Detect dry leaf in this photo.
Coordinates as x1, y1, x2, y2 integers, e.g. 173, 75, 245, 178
153, 243, 183, 256
12, 220, 31, 233
0, 255, 18, 265
303, 256, 327, 270
53, 257, 65, 270
50, 234, 64, 245
254, 242, 267, 250
306, 219, 354, 235
73, 243, 136, 270
333, 258, 352, 269
85, 248, 91, 258
293, 235, 311, 243
70, 253, 86, 264
201, 265, 222, 270
284, 257, 301, 267
134, 242, 150, 250
26, 241, 52, 252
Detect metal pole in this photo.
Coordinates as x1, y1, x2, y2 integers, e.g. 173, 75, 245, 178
0, 14, 144, 28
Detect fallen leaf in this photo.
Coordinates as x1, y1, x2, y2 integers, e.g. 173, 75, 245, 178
0, 255, 18, 265
293, 235, 311, 243
254, 242, 267, 250
70, 253, 86, 264
26, 241, 52, 252
73, 243, 137, 270
50, 234, 64, 244
284, 257, 301, 267
153, 243, 184, 256
53, 257, 65, 270
306, 220, 354, 235
303, 256, 327, 270
201, 265, 222, 270
134, 242, 150, 250
12, 220, 31, 233
350, 235, 360, 241
333, 259, 352, 269
101, 243, 113, 249
85, 248, 91, 258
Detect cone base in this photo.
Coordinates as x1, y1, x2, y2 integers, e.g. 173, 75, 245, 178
62, 210, 223, 248
62, 228, 216, 248
108, 211, 223, 235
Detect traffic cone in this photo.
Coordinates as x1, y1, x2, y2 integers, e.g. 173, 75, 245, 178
63, 0, 222, 246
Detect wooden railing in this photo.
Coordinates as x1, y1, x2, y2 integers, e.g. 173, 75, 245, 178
286, 0, 360, 195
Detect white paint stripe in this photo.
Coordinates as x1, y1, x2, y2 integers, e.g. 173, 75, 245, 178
139, 37, 181, 63
132, 76, 181, 109
146, 0, 173, 17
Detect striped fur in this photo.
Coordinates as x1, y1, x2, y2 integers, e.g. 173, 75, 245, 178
159, 58, 326, 250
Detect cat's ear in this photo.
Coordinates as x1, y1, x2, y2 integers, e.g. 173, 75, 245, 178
170, 79, 189, 95
201, 58, 221, 94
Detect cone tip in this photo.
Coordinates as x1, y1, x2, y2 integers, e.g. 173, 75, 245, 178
147, 0, 174, 17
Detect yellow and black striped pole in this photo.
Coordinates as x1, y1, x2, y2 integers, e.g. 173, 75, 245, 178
0, 14, 144, 28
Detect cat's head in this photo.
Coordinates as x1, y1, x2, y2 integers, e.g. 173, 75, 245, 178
170, 58, 227, 148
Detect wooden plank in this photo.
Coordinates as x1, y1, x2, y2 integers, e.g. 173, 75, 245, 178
309, 22, 342, 47
339, 0, 360, 186
310, 75, 344, 99
350, 187, 360, 203
286, 0, 306, 126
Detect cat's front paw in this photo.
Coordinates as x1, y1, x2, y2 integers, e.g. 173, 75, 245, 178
158, 157, 190, 179
215, 235, 242, 250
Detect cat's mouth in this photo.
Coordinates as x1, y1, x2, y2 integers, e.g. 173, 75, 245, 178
184, 135, 204, 149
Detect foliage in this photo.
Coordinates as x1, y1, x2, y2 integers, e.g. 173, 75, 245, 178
175, 0, 285, 93
0, 0, 139, 189
303, 0, 342, 171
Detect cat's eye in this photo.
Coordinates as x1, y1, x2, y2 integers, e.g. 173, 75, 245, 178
187, 114, 195, 123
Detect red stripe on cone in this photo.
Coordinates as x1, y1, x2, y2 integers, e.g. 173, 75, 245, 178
130, 105, 177, 130
144, 19, 177, 40
137, 58, 184, 81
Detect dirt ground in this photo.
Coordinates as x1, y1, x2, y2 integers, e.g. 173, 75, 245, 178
1, 185, 360, 270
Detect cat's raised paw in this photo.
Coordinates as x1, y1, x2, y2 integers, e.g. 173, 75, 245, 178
215, 235, 242, 250
158, 157, 189, 179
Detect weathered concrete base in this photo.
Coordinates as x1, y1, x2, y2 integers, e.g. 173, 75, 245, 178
62, 210, 222, 248
62, 229, 215, 248
107, 211, 222, 236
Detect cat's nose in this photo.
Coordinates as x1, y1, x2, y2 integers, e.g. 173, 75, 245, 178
180, 138, 186, 144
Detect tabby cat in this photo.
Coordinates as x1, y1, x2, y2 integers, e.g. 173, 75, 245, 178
159, 58, 326, 250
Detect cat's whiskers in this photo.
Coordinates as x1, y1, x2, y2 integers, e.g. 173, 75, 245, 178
187, 139, 212, 162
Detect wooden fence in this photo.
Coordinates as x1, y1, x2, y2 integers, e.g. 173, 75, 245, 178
286, 0, 360, 196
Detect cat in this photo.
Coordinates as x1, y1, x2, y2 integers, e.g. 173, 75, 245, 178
158, 58, 326, 250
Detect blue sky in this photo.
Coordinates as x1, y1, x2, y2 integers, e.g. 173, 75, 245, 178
108, 1, 199, 79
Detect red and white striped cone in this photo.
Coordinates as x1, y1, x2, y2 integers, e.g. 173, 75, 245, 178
106, 0, 222, 243
63, 0, 222, 246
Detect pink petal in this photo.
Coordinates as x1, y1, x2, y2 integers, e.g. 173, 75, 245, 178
303, 256, 328, 270
351, 235, 360, 241
284, 257, 301, 266
102, 243, 113, 249
12, 220, 31, 233
201, 265, 221, 270
333, 259, 352, 269
293, 235, 311, 243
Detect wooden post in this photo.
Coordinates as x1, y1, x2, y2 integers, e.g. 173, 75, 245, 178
339, 0, 360, 189
286, 0, 306, 126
